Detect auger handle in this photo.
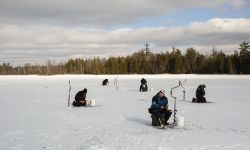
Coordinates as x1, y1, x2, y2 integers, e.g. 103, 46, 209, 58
170, 81, 181, 124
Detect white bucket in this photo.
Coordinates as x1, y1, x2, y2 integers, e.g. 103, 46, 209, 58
86, 100, 91, 106
176, 116, 184, 127
90, 99, 96, 106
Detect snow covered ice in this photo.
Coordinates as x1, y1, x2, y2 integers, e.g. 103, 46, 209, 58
0, 74, 250, 150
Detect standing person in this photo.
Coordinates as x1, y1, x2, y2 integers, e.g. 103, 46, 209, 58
149, 90, 172, 128
72, 88, 87, 107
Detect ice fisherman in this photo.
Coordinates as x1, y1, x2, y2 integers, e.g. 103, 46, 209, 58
102, 79, 109, 86
140, 78, 148, 92
72, 88, 88, 106
192, 84, 206, 103
148, 90, 172, 128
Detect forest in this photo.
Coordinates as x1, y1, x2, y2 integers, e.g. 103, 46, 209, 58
0, 41, 249, 75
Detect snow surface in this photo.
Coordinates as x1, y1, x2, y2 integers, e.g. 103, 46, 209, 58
0, 74, 250, 150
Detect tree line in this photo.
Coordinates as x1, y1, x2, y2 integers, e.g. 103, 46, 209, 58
1, 41, 249, 75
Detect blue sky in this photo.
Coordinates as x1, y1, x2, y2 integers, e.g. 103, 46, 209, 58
125, 6, 250, 29
0, 0, 250, 65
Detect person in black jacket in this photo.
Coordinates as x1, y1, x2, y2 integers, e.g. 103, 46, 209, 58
72, 88, 87, 106
140, 78, 148, 92
102, 79, 109, 86
192, 84, 206, 103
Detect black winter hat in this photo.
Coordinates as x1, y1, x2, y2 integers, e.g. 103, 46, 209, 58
83, 88, 87, 93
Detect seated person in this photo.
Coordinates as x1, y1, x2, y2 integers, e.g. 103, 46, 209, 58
192, 84, 206, 103
72, 88, 87, 106
148, 90, 172, 128
102, 79, 109, 86
140, 78, 148, 92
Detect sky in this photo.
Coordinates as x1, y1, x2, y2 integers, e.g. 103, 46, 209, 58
0, 0, 250, 65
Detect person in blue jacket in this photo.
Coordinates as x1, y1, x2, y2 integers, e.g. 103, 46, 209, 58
149, 90, 172, 128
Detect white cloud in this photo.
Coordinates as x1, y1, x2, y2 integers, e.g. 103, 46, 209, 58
0, 0, 241, 26
0, 18, 249, 64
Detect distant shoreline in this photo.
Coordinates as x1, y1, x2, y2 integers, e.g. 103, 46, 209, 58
1, 74, 249, 80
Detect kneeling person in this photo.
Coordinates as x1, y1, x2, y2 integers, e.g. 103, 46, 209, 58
102, 79, 109, 86
72, 88, 87, 107
192, 84, 206, 103
140, 78, 148, 92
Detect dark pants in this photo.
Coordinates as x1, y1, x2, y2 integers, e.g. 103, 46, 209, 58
72, 101, 86, 107
140, 84, 148, 91
193, 95, 206, 103
151, 109, 172, 126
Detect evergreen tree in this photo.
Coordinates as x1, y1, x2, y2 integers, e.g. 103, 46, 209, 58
239, 41, 250, 73
1, 43, 249, 75
224, 56, 234, 74
185, 48, 198, 73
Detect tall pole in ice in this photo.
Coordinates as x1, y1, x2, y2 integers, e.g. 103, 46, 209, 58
180, 79, 187, 101
114, 75, 118, 92
68, 80, 71, 107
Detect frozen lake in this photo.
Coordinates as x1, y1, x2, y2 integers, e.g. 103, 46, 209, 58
0, 74, 250, 150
